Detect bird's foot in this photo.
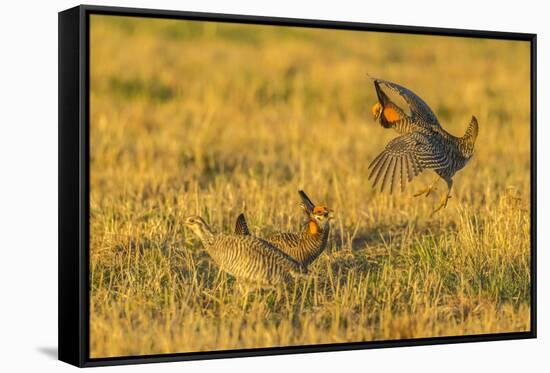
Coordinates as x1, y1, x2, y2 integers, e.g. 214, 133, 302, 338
431, 194, 451, 215
414, 185, 437, 198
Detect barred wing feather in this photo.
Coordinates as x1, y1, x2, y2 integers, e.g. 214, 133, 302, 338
368, 132, 450, 193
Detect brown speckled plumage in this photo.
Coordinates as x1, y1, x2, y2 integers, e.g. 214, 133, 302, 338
369, 77, 479, 212
235, 191, 331, 267
185, 216, 305, 285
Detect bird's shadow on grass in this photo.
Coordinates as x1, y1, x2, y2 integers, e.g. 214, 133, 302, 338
331, 224, 401, 252
351, 226, 395, 250
334, 219, 452, 253
37, 346, 58, 360
326, 221, 445, 282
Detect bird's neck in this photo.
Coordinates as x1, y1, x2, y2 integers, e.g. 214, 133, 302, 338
194, 225, 215, 246
303, 220, 330, 240
298, 219, 330, 266
307, 220, 320, 235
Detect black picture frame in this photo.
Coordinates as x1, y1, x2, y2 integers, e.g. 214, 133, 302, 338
58, 4, 537, 367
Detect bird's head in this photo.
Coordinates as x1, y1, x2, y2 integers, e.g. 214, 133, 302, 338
300, 203, 333, 234
184, 215, 214, 243
370, 78, 400, 128
311, 205, 333, 226
297, 190, 333, 233
372, 101, 383, 120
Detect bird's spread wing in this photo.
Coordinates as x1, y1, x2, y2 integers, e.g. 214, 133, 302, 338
368, 132, 450, 193
234, 213, 251, 235
372, 77, 441, 129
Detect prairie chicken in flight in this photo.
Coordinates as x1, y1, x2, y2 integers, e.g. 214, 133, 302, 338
184, 216, 306, 286
368, 77, 479, 213
235, 190, 332, 267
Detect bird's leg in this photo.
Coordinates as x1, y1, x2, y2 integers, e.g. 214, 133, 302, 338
432, 178, 453, 215
414, 176, 438, 197
432, 194, 451, 215
236, 282, 251, 310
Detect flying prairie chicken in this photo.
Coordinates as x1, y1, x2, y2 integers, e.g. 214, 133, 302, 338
235, 190, 332, 267
368, 77, 479, 214
184, 216, 306, 286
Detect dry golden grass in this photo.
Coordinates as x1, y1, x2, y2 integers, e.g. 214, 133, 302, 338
88, 15, 532, 358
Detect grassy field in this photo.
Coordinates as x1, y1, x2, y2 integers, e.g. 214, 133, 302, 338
88, 15, 532, 358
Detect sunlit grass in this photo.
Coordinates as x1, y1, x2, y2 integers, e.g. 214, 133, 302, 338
89, 15, 531, 358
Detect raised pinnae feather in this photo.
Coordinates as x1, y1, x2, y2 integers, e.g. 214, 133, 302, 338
234, 213, 250, 236
298, 190, 315, 213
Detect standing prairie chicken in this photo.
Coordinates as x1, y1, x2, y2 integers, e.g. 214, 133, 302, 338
184, 215, 306, 286
235, 190, 332, 267
368, 77, 479, 213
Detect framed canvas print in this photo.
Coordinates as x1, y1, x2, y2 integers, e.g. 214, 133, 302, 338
58, 4, 537, 367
